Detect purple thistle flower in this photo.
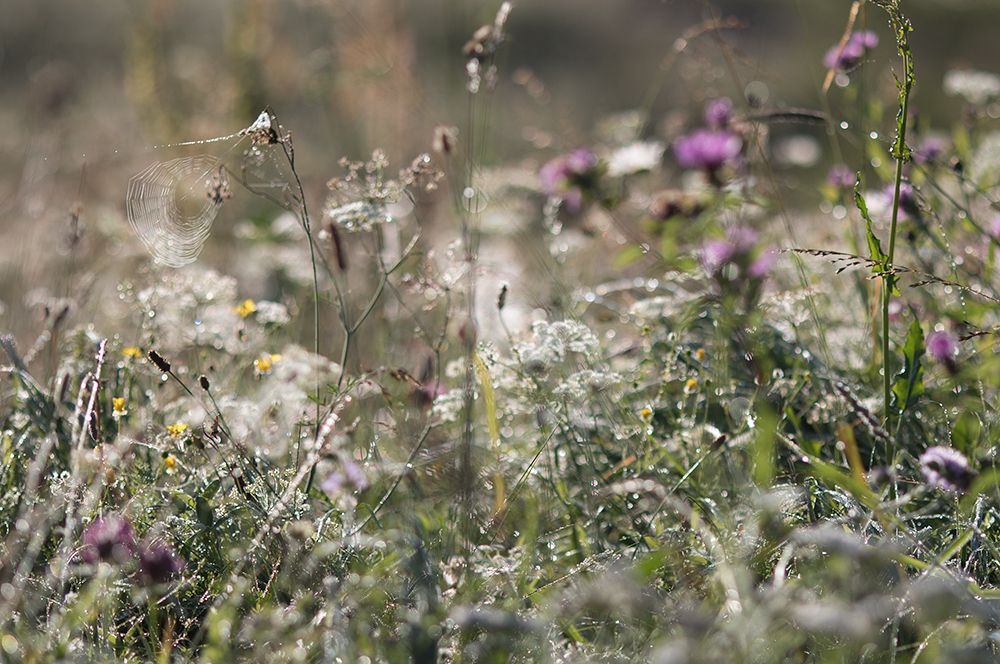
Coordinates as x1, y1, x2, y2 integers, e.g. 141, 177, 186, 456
673, 129, 742, 174
826, 164, 856, 189
81, 513, 135, 565
704, 97, 733, 129
913, 136, 947, 164
919, 446, 975, 493
700, 226, 772, 279
824, 30, 878, 73
321, 461, 370, 498
539, 148, 599, 213
137, 541, 185, 584
927, 329, 959, 374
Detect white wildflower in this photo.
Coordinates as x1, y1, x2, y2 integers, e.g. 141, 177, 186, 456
944, 69, 1000, 105
254, 300, 290, 326
607, 140, 665, 176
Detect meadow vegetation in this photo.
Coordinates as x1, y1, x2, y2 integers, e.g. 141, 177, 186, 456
5, 1, 1000, 662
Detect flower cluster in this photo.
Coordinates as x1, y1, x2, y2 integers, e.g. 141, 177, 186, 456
539, 148, 602, 212
824, 30, 878, 73
80, 513, 185, 584
919, 446, 975, 493
673, 98, 742, 180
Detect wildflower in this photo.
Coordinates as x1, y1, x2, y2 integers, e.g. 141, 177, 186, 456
696, 348, 707, 362
913, 136, 947, 164
607, 140, 665, 177
112, 398, 126, 421
927, 329, 959, 374
919, 446, 975, 493
883, 182, 920, 219
81, 513, 135, 565
826, 164, 856, 189
254, 353, 281, 376
167, 423, 188, 437
672, 128, 742, 177
640, 406, 653, 421
539, 148, 601, 213
121, 347, 142, 358
233, 299, 257, 318
943, 69, 1000, 106
321, 460, 370, 497
137, 541, 185, 584
824, 30, 878, 73
701, 226, 759, 274
163, 455, 178, 474
685, 378, 698, 393
704, 97, 733, 129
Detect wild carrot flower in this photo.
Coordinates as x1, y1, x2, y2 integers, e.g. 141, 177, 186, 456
539, 148, 601, 212
607, 141, 665, 177
824, 30, 878, 73
81, 513, 135, 565
919, 446, 975, 493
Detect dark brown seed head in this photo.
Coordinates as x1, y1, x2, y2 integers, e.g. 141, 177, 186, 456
199, 375, 210, 391
148, 350, 171, 372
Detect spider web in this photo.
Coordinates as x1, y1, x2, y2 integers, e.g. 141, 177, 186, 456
125, 110, 293, 267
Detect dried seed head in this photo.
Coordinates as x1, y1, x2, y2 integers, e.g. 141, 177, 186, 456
148, 350, 171, 372
199, 375, 210, 391
497, 284, 508, 311
433, 125, 458, 155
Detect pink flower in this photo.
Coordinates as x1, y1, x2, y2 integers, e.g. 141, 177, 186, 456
673, 129, 742, 174
919, 446, 975, 493
824, 30, 878, 72
81, 513, 135, 565
539, 148, 600, 212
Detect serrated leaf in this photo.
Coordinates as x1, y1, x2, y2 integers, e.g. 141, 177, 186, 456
892, 314, 924, 412
855, 184, 899, 295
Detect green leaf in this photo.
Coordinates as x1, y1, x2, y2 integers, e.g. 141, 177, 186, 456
855, 184, 899, 295
952, 410, 982, 454
202, 478, 222, 501
891, 314, 924, 412
196, 495, 215, 529
612, 243, 645, 268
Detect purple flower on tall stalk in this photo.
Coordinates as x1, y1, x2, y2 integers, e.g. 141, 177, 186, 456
673, 129, 742, 176
81, 513, 135, 565
927, 329, 959, 374
700, 225, 774, 284
138, 541, 185, 584
824, 30, 878, 73
704, 97, 733, 129
919, 446, 975, 493
539, 148, 600, 212
321, 460, 370, 497
827, 164, 856, 189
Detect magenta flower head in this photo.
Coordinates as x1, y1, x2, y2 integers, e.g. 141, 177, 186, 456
539, 148, 600, 213
673, 129, 742, 177
927, 329, 959, 374
913, 136, 947, 164
138, 541, 185, 584
919, 446, 975, 493
81, 513, 135, 565
700, 225, 773, 281
704, 97, 733, 129
824, 30, 878, 73
321, 461, 370, 497
827, 164, 856, 189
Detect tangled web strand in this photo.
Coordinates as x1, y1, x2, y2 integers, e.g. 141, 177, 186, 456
126, 155, 229, 267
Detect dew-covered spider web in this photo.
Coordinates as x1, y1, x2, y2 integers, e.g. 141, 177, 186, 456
126, 110, 295, 267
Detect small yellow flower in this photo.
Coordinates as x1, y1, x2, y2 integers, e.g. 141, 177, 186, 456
695, 348, 706, 362
234, 299, 257, 318
164, 454, 178, 473
640, 406, 653, 421
112, 398, 126, 421
685, 378, 698, 392
122, 347, 142, 358
167, 423, 188, 437
253, 353, 281, 376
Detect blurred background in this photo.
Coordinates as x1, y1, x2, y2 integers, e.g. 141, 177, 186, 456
1, 0, 998, 349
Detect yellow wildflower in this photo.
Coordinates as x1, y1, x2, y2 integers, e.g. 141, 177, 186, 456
696, 348, 706, 362
234, 299, 257, 318
122, 347, 142, 358
640, 406, 653, 421
112, 398, 126, 421
164, 455, 178, 473
685, 378, 698, 392
167, 423, 188, 437
253, 353, 281, 376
